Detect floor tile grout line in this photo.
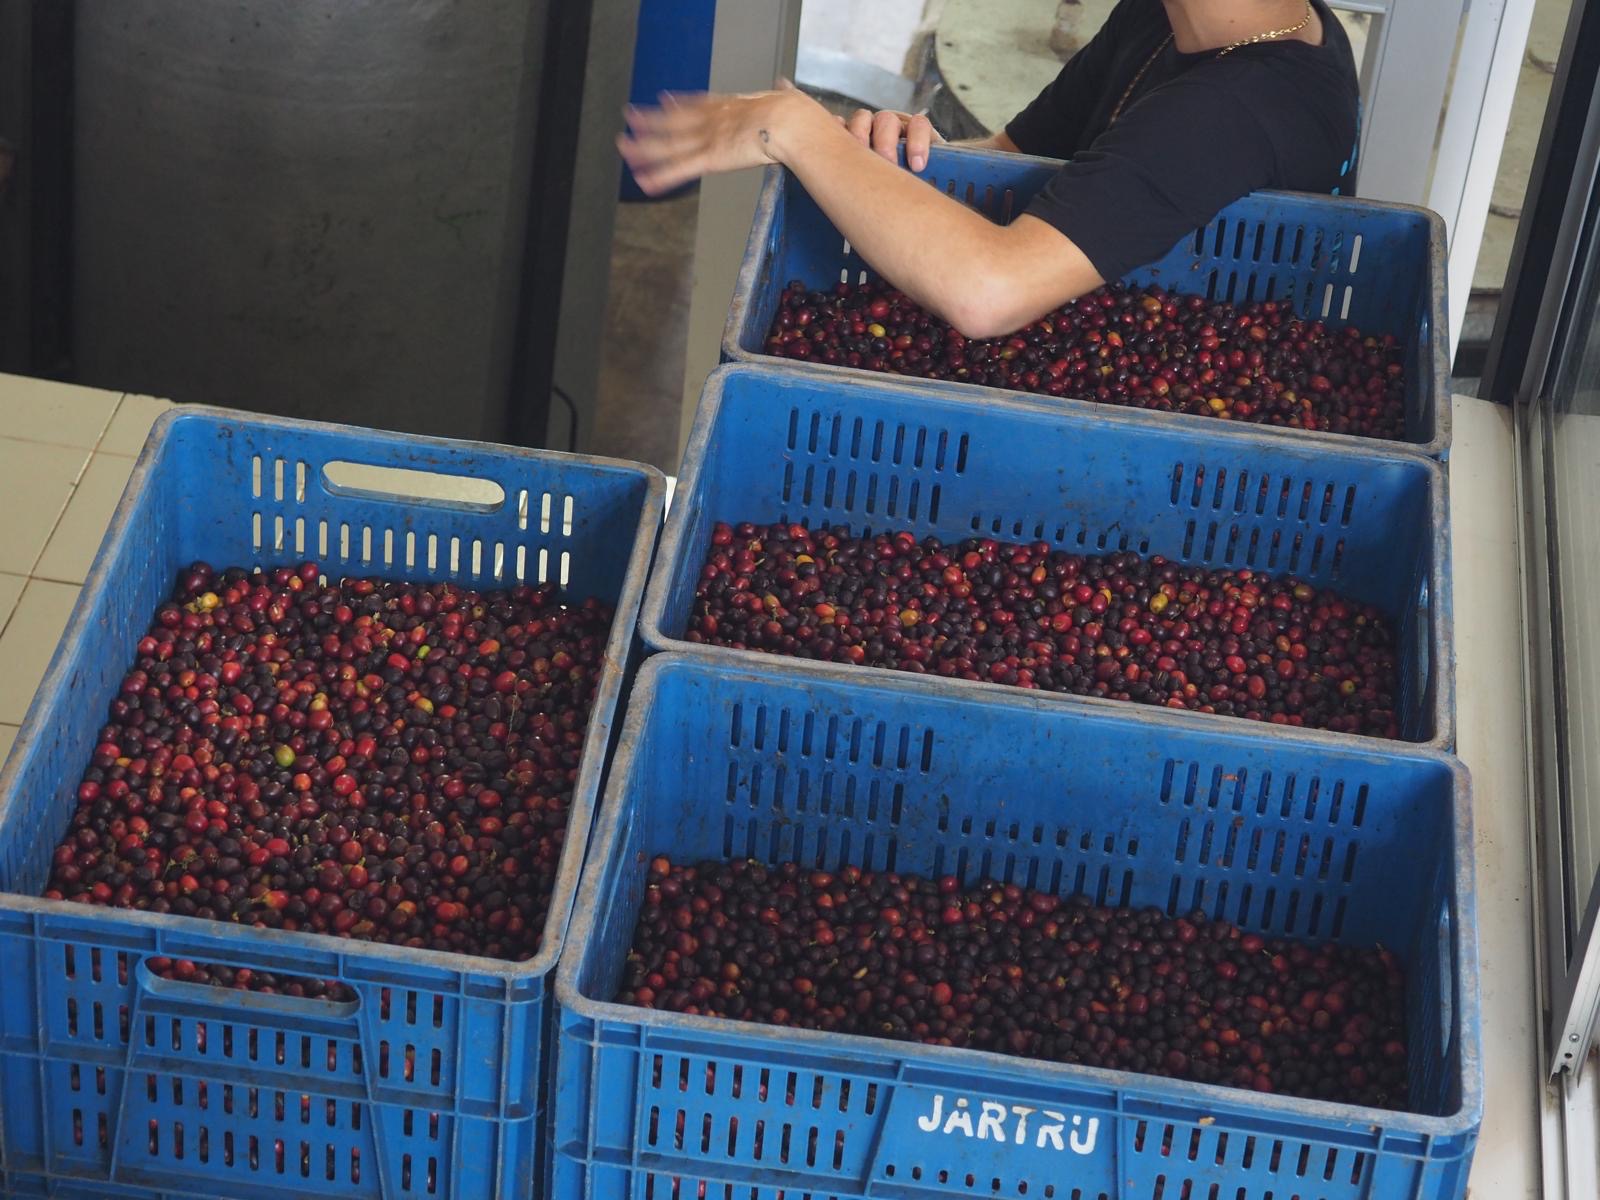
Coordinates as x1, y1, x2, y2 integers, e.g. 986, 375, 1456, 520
0, 388, 124, 455
84, 393, 128, 456
1, 398, 135, 700
1, 395, 144, 648
1, 397, 113, 578
0, 432, 115, 453
22, 471, 85, 580
0, 575, 73, 653
0, 574, 24, 645
23, 413, 140, 585
0, 577, 79, 725
29, 448, 141, 589
27, 571, 88, 588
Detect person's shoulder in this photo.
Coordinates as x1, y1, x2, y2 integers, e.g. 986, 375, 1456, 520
1203, 41, 1359, 107
1217, 9, 1361, 95
1168, 48, 1358, 171
1131, 57, 1349, 144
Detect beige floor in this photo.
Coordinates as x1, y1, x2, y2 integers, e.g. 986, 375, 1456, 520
0, 377, 173, 755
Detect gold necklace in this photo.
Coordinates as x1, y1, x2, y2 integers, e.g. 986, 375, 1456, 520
1108, 1, 1315, 125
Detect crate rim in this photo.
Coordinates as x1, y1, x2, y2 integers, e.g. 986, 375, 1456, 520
640, 362, 1457, 751
0, 403, 668, 987
723, 147, 1453, 459
554, 653, 1482, 1139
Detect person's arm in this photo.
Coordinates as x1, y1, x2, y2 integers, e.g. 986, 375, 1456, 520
620, 89, 1098, 338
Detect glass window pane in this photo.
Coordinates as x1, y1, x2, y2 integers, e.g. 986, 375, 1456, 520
1547, 210, 1600, 947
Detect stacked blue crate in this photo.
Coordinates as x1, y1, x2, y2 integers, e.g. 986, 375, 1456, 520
724, 146, 1450, 459
549, 142, 1470, 1194
642, 364, 1452, 748
552, 656, 1480, 1200
0, 409, 664, 1198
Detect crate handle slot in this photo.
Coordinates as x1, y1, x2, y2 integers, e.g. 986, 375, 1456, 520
108, 963, 379, 1188
321, 461, 507, 512
121, 958, 368, 1090
129, 958, 363, 1037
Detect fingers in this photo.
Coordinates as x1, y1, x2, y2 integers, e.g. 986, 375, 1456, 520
845, 108, 875, 148
625, 96, 700, 132
619, 90, 783, 194
618, 126, 712, 194
839, 108, 934, 169
870, 110, 905, 163
623, 101, 710, 157
905, 113, 938, 172
618, 128, 708, 178
629, 154, 711, 196
619, 101, 713, 194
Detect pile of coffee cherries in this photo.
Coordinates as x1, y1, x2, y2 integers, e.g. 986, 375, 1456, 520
44, 561, 614, 985
689, 524, 1401, 738
619, 858, 1411, 1109
763, 280, 1407, 439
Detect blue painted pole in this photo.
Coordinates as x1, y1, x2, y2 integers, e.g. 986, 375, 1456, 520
621, 0, 719, 202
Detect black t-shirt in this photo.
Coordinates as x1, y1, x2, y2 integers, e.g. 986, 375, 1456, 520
1005, 0, 1360, 283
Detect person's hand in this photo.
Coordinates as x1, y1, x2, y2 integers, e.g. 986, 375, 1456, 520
618, 83, 829, 196
841, 108, 942, 171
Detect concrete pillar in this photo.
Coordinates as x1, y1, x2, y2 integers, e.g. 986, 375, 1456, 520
677, 1, 803, 457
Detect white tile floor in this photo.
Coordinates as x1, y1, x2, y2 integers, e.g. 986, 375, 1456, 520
0, 376, 172, 749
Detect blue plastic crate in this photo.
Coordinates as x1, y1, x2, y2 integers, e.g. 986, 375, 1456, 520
552, 655, 1480, 1200
0, 408, 665, 1199
642, 364, 1454, 748
724, 146, 1450, 458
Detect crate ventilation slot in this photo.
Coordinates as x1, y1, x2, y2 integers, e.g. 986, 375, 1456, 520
921, 177, 1016, 224
1170, 464, 1358, 527
726, 704, 935, 771
965, 513, 1150, 555
247, 456, 575, 586
880, 1161, 1108, 1200
1131, 1120, 1370, 1186
1158, 761, 1371, 828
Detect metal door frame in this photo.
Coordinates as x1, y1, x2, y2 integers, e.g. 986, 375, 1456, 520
1485, 0, 1600, 1184
1337, 0, 1542, 360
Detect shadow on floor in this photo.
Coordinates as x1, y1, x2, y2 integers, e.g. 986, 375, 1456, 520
589, 192, 700, 475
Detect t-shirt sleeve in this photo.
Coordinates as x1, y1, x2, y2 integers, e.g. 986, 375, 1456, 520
1020, 76, 1278, 284
1004, 7, 1138, 159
